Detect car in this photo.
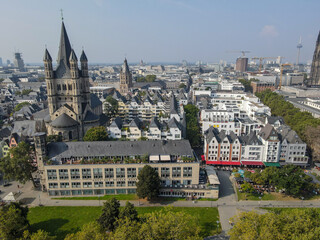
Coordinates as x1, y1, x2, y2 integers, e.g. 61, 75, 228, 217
3, 182, 10, 187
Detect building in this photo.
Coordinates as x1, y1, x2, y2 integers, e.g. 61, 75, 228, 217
14, 52, 25, 71
34, 133, 219, 199
119, 59, 133, 94
43, 21, 101, 141
251, 81, 275, 94
310, 31, 320, 85
235, 57, 248, 72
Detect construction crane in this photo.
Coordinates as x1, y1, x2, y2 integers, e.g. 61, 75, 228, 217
279, 63, 293, 90
251, 56, 285, 72
227, 50, 250, 57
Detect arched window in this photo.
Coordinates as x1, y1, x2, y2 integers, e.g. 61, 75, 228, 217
57, 84, 61, 91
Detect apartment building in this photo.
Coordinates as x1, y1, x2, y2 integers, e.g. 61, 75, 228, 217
34, 133, 219, 198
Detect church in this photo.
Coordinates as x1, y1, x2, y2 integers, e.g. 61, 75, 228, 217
43, 21, 102, 141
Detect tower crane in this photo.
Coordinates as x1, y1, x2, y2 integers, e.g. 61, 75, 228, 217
279, 63, 293, 90
251, 56, 285, 72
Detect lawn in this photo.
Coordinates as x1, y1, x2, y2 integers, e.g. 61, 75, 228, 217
28, 206, 220, 239
236, 188, 297, 201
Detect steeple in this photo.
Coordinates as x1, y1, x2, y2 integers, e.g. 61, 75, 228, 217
317, 31, 320, 44
122, 58, 130, 73
80, 50, 88, 77
43, 48, 52, 61
80, 50, 88, 62
57, 21, 72, 68
43, 48, 53, 79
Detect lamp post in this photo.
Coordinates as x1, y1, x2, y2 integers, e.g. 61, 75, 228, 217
216, 220, 220, 231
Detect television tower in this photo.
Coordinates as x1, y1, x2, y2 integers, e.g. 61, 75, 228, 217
296, 36, 303, 66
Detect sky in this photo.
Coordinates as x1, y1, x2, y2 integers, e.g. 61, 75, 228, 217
0, 0, 320, 64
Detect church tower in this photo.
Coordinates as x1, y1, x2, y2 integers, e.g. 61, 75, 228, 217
310, 31, 320, 85
119, 58, 133, 94
44, 21, 100, 141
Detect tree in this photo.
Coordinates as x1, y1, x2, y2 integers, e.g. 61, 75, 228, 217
145, 75, 156, 82
21, 89, 33, 95
0, 141, 36, 187
136, 165, 161, 200
22, 230, 55, 240
46, 135, 62, 143
64, 222, 107, 240
104, 96, 118, 118
112, 207, 202, 240
118, 201, 139, 222
14, 102, 31, 112
240, 181, 254, 193
179, 83, 186, 88
244, 170, 252, 179
0, 203, 29, 240
184, 104, 201, 147
229, 209, 320, 240
97, 197, 120, 231
83, 126, 108, 141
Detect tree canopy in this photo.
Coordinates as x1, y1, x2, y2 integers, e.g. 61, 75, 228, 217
238, 78, 259, 93
229, 209, 320, 240
136, 165, 161, 200
14, 102, 31, 112
83, 126, 108, 141
184, 104, 201, 147
0, 141, 36, 187
97, 197, 120, 231
136, 75, 156, 82
256, 89, 320, 161
104, 96, 118, 118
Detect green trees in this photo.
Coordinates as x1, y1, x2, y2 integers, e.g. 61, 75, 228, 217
97, 197, 120, 231
83, 126, 108, 141
64, 222, 106, 240
104, 96, 118, 118
136, 165, 161, 200
256, 89, 320, 161
118, 201, 139, 222
240, 182, 254, 193
0, 141, 36, 187
179, 83, 186, 88
136, 75, 156, 82
0, 203, 29, 240
229, 209, 320, 240
238, 78, 259, 93
184, 104, 201, 147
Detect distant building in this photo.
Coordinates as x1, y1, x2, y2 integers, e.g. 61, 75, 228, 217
310, 31, 320, 85
119, 59, 133, 95
235, 57, 248, 72
14, 52, 25, 71
251, 81, 275, 94
0, 57, 2, 66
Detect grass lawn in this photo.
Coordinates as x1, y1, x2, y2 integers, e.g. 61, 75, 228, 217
236, 188, 297, 201
28, 206, 220, 240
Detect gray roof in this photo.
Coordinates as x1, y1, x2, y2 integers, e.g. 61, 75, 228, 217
43, 48, 52, 61
167, 117, 181, 130
69, 49, 78, 61
266, 116, 284, 125
57, 21, 72, 68
47, 140, 193, 160
259, 124, 278, 141
204, 126, 238, 144
277, 125, 304, 144
239, 132, 262, 145
12, 120, 41, 137
121, 58, 130, 73
110, 117, 122, 129
90, 93, 102, 109
80, 50, 88, 62
51, 113, 78, 128
33, 108, 49, 121
84, 111, 99, 122
129, 117, 142, 128
0, 127, 11, 139
150, 117, 161, 129
170, 95, 178, 115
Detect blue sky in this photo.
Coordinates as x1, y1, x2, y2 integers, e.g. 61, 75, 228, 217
0, 0, 320, 64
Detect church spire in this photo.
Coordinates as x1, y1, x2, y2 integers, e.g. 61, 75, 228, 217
122, 58, 130, 73
57, 21, 72, 68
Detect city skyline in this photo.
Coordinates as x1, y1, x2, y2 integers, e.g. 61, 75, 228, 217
1, 0, 320, 64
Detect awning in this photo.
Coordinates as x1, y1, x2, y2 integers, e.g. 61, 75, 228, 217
263, 162, 281, 167
160, 155, 171, 161
241, 160, 264, 166
206, 160, 241, 166
149, 155, 159, 161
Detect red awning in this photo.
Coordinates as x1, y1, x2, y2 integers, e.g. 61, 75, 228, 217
206, 161, 241, 166
241, 160, 264, 166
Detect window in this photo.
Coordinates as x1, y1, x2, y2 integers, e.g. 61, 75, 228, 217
59, 169, 69, 180
47, 170, 57, 180
70, 169, 80, 179
83, 182, 92, 188
93, 168, 103, 179
128, 181, 136, 186
105, 181, 114, 187
82, 168, 92, 179
49, 183, 58, 188
72, 182, 81, 188
116, 181, 126, 187
161, 167, 170, 178
183, 167, 192, 177
94, 182, 103, 188
60, 182, 69, 188
127, 168, 136, 178
172, 167, 181, 177
105, 168, 114, 178
116, 168, 125, 178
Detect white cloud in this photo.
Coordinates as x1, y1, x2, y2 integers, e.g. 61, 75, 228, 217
260, 25, 279, 38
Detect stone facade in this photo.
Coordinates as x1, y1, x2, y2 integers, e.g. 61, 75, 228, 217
119, 59, 133, 94
310, 31, 320, 85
